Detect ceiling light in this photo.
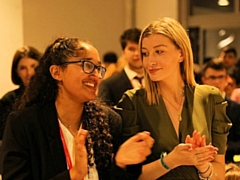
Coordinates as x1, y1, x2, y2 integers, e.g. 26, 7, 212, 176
218, 29, 226, 36
217, 34, 235, 49
218, 0, 229, 6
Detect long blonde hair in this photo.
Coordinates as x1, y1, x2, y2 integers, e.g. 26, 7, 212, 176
139, 17, 196, 105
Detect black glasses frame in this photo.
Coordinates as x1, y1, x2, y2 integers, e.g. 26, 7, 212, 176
62, 59, 106, 79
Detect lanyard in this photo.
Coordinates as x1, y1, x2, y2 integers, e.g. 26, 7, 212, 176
59, 122, 85, 180
59, 122, 73, 169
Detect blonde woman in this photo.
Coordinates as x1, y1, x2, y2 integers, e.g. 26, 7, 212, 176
116, 17, 231, 179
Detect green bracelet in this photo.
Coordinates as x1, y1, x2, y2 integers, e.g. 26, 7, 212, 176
160, 152, 171, 170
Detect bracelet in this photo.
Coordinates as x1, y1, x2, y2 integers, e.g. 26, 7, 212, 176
198, 163, 213, 180
199, 163, 210, 174
160, 152, 171, 170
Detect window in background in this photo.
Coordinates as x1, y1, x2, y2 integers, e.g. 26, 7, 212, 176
189, 0, 234, 15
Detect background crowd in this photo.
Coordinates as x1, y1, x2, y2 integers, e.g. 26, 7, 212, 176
0, 16, 240, 180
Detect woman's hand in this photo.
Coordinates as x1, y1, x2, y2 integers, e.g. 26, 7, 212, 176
184, 130, 218, 172
165, 143, 217, 169
115, 131, 154, 169
185, 130, 206, 148
70, 129, 88, 180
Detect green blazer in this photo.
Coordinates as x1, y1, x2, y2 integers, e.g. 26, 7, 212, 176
116, 84, 231, 180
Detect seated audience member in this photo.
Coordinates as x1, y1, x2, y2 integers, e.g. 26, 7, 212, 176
225, 163, 240, 180
98, 28, 143, 106
102, 51, 118, 79
0, 46, 42, 140
201, 58, 240, 163
1, 37, 154, 179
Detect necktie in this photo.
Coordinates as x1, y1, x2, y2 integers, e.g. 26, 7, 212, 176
134, 76, 143, 87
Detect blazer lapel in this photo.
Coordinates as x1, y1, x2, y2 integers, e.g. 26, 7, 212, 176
41, 102, 67, 173
122, 70, 134, 89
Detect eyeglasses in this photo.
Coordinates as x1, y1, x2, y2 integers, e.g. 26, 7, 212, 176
62, 59, 106, 79
205, 75, 226, 81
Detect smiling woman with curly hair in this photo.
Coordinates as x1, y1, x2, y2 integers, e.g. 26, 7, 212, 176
1, 37, 154, 180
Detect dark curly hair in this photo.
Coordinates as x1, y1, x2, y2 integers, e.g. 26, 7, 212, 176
18, 37, 113, 178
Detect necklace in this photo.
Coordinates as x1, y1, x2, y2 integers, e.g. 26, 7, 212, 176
162, 90, 185, 121
58, 117, 81, 130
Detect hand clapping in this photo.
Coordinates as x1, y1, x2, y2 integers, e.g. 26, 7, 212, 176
115, 131, 154, 169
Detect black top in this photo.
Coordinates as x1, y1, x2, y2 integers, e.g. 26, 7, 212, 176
1, 101, 139, 179
98, 70, 133, 106
0, 86, 24, 140
225, 97, 240, 163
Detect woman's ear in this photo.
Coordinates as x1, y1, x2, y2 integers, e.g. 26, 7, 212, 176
179, 49, 184, 62
49, 65, 62, 81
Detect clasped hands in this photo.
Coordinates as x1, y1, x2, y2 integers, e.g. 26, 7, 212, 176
166, 130, 218, 172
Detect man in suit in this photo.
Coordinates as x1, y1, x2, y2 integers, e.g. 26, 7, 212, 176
201, 58, 240, 163
98, 28, 143, 106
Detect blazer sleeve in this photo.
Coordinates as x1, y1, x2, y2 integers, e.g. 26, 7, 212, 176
1, 111, 32, 179
98, 80, 115, 106
210, 88, 232, 154
112, 90, 142, 179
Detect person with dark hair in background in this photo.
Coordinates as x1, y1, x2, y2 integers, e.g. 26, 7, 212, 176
225, 67, 240, 98
98, 28, 143, 106
102, 51, 118, 79
222, 47, 238, 74
1, 37, 154, 180
201, 58, 240, 163
116, 17, 231, 179
0, 46, 42, 139
225, 163, 240, 180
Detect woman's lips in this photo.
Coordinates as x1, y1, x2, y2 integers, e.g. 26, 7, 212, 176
148, 68, 162, 74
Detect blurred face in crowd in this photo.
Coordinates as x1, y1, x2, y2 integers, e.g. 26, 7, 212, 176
17, 57, 39, 86
122, 41, 143, 72
141, 34, 183, 82
223, 52, 237, 68
53, 43, 103, 103
201, 68, 228, 93
225, 75, 237, 97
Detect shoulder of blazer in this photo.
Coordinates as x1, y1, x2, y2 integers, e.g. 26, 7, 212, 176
100, 70, 130, 86
11, 102, 57, 129
194, 84, 224, 102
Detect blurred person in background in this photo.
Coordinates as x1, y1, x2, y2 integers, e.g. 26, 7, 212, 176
0, 46, 42, 139
222, 47, 238, 74
102, 51, 118, 79
225, 163, 240, 180
201, 58, 240, 163
98, 28, 143, 106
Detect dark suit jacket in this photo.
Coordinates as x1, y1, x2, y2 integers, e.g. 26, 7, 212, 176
225, 97, 240, 163
0, 86, 24, 140
1, 102, 134, 180
98, 70, 133, 106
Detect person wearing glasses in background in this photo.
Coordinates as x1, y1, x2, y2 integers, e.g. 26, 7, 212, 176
1, 37, 154, 180
98, 28, 143, 106
201, 58, 240, 164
